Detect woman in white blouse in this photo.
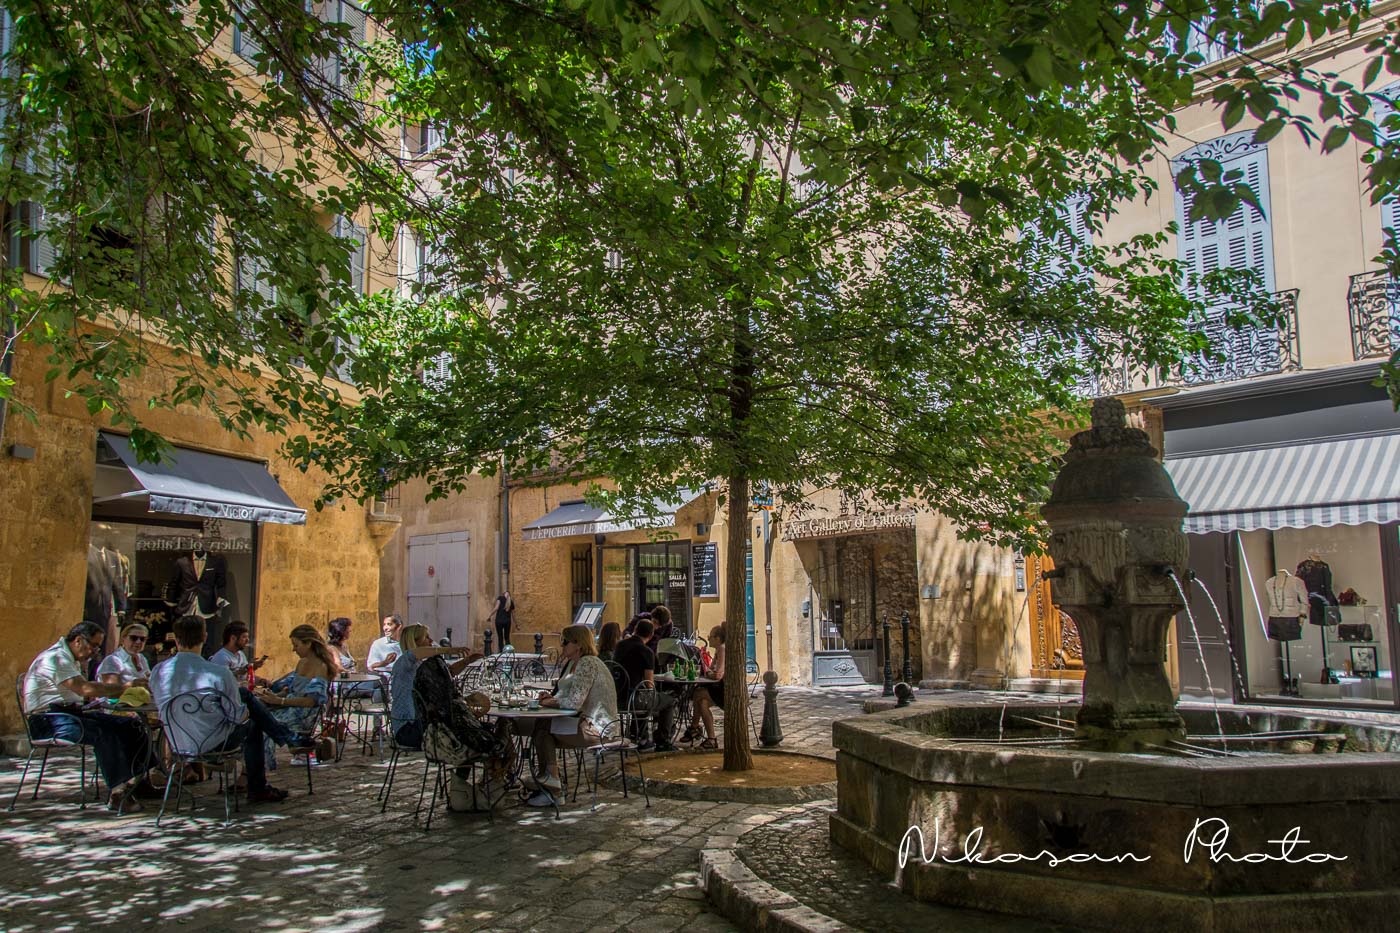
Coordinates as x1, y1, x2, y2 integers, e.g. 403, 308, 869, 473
97, 623, 153, 685
524, 624, 617, 807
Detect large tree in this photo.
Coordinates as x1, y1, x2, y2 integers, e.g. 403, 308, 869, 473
9, 1, 1400, 769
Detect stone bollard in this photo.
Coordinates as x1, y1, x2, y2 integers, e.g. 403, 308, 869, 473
533, 632, 544, 655
894, 682, 915, 708
760, 671, 784, 747
483, 630, 493, 655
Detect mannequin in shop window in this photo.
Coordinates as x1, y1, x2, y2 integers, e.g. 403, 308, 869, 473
1295, 554, 1339, 627
85, 539, 130, 628
165, 540, 229, 620
1264, 569, 1308, 641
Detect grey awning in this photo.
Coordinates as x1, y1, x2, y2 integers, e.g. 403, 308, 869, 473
96, 432, 307, 526
1165, 433, 1400, 534
521, 489, 703, 541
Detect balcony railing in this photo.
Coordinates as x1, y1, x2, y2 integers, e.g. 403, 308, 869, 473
1164, 288, 1301, 388
1347, 270, 1400, 360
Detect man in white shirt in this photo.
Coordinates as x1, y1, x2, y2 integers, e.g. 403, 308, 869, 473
151, 616, 311, 803
367, 614, 403, 675
22, 621, 152, 810
208, 620, 267, 683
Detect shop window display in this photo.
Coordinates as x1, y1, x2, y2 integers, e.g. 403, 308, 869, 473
85, 518, 255, 664
1238, 524, 1394, 706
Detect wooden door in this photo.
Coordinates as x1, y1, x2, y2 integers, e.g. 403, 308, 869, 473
1027, 554, 1085, 680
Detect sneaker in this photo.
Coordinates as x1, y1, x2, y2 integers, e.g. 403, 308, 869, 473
286, 734, 317, 750
654, 743, 677, 753
525, 790, 556, 808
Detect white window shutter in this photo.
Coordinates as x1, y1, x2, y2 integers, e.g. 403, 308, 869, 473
397, 226, 419, 294
232, 3, 261, 61
1173, 131, 1274, 301
1377, 84, 1400, 241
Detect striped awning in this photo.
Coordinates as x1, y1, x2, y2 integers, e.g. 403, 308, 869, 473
1165, 433, 1400, 534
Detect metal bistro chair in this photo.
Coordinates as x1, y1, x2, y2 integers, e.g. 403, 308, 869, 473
8, 674, 99, 811
156, 690, 245, 825
377, 718, 422, 814
411, 685, 497, 830
585, 687, 652, 812
334, 673, 389, 760
288, 704, 325, 795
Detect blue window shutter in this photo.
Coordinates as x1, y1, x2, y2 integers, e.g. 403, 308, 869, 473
1173, 131, 1274, 301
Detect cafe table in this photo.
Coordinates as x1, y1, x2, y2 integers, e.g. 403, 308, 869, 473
486, 705, 579, 817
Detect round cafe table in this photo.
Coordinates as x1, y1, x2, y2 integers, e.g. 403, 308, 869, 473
487, 706, 579, 818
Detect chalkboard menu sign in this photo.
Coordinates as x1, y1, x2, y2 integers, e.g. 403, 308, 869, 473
691, 542, 719, 598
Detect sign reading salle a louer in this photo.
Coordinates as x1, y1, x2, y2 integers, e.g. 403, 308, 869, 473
782, 508, 917, 541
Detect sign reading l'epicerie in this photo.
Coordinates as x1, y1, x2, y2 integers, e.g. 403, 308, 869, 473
782, 508, 917, 541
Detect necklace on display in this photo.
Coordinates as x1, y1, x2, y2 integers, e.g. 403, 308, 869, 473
1271, 573, 1288, 614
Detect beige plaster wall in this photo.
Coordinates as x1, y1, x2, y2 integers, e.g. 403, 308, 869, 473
376, 473, 501, 648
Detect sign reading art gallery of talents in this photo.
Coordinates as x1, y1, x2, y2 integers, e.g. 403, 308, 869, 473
783, 509, 918, 541
692, 543, 719, 598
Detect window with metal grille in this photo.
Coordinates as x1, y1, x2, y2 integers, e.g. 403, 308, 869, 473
570, 546, 593, 619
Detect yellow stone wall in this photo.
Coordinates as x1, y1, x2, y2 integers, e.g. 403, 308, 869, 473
0, 335, 386, 734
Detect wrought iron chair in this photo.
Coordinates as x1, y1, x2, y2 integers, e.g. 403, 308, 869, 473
333, 673, 389, 760
156, 690, 245, 825
585, 694, 652, 812
378, 720, 422, 813
8, 674, 98, 811
411, 686, 498, 830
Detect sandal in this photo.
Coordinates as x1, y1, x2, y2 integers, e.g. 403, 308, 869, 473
699, 737, 718, 750
108, 785, 144, 813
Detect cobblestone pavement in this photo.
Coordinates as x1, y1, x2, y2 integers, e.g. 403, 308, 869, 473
2, 686, 1395, 932
0, 687, 868, 933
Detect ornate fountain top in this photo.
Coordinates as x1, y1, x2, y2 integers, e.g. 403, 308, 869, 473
1065, 397, 1157, 459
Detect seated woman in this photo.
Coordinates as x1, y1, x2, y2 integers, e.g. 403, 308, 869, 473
96, 623, 152, 685
254, 624, 336, 766
519, 624, 617, 807
691, 624, 726, 749
596, 622, 622, 662
388, 623, 480, 748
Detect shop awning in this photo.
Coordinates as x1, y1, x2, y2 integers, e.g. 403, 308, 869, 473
521, 489, 703, 541
1165, 433, 1400, 534
96, 432, 307, 526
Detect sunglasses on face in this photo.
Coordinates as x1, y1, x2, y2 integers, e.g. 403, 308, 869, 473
128, 636, 147, 643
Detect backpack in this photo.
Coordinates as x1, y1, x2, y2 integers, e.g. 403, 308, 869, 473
423, 721, 471, 765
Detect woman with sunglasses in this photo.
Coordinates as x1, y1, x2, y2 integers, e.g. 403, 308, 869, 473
519, 624, 617, 807
96, 623, 153, 685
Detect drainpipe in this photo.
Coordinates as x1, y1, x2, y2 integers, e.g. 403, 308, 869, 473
0, 303, 14, 447
498, 458, 511, 593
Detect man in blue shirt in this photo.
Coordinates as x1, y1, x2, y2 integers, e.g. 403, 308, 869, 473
150, 616, 311, 803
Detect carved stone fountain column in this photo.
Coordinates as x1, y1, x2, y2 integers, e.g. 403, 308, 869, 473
1041, 397, 1188, 750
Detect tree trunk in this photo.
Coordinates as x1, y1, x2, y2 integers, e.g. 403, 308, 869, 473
723, 471, 754, 771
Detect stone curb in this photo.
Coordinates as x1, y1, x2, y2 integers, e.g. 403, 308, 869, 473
698, 799, 854, 933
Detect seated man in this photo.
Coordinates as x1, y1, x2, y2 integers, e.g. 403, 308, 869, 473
367, 614, 403, 677
150, 615, 313, 804
613, 618, 676, 752
22, 621, 153, 811
208, 620, 267, 684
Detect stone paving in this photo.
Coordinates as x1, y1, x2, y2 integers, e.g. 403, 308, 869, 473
2, 686, 1396, 932
0, 687, 868, 933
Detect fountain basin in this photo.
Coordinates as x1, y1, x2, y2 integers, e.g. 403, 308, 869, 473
831, 703, 1400, 932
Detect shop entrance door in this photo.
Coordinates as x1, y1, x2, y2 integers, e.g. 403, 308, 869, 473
408, 531, 471, 644
1027, 554, 1086, 682
1177, 531, 1237, 701
635, 541, 692, 633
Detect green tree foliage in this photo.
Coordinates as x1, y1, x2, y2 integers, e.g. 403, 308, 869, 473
10, 1, 1400, 768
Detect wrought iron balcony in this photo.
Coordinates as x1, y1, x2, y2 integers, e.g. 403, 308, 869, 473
1347, 270, 1400, 360
1165, 288, 1301, 388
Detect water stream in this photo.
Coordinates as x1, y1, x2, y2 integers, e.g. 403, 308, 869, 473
1166, 569, 1226, 742
1190, 577, 1250, 699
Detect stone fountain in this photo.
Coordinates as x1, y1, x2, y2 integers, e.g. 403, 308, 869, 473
830, 399, 1400, 932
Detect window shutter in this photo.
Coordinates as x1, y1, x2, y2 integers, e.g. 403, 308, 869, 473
232, 3, 261, 61
27, 202, 56, 277
423, 352, 451, 389
397, 226, 419, 294
1377, 84, 1400, 241
336, 214, 366, 295
1173, 132, 1274, 301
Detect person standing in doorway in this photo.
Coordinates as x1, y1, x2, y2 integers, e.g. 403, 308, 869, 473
490, 592, 515, 653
